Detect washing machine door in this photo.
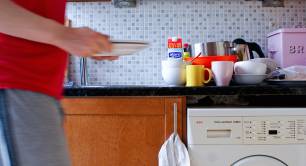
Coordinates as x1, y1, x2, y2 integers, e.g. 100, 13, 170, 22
231, 155, 288, 166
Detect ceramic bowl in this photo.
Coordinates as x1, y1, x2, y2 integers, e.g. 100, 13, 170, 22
249, 58, 279, 74
162, 67, 186, 86
234, 61, 267, 75
234, 74, 267, 85
161, 60, 186, 86
162, 59, 188, 68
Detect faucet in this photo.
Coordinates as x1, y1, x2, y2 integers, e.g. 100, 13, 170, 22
80, 57, 88, 86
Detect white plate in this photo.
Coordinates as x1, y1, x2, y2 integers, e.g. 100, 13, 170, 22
93, 40, 149, 56
265, 79, 306, 85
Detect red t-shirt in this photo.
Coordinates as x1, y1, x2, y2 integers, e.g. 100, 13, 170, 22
0, 0, 67, 99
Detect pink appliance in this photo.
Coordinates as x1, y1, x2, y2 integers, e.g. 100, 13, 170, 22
267, 28, 306, 68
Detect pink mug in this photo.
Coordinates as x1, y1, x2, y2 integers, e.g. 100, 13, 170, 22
211, 61, 234, 86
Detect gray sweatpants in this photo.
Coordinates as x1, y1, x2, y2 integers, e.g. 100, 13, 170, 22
0, 89, 71, 166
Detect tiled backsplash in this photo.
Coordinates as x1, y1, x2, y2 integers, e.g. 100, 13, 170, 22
66, 0, 306, 86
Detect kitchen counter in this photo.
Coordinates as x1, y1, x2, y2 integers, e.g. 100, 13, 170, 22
64, 84, 306, 97
62, 84, 306, 166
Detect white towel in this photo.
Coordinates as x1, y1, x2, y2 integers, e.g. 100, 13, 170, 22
158, 133, 190, 166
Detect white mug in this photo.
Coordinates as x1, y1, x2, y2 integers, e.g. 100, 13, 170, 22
212, 61, 234, 86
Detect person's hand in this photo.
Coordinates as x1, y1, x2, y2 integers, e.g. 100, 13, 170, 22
53, 27, 116, 58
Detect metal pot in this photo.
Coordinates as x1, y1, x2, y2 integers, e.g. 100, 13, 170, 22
206, 41, 232, 56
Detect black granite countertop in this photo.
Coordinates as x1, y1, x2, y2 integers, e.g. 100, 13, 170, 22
64, 83, 306, 97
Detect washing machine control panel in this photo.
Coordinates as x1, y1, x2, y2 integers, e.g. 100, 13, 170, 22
243, 116, 306, 144
188, 116, 306, 145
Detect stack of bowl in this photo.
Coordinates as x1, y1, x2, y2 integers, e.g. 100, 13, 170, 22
234, 61, 267, 84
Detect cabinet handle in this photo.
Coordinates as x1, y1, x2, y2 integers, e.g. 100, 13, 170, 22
173, 103, 177, 134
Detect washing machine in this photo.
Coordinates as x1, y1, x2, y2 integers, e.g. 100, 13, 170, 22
187, 108, 306, 166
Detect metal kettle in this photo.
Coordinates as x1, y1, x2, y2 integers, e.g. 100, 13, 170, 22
231, 38, 265, 61
231, 44, 251, 61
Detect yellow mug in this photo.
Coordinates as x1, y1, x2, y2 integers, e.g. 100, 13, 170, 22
186, 65, 212, 87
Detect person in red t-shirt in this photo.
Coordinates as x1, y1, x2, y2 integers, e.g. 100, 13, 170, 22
0, 0, 117, 165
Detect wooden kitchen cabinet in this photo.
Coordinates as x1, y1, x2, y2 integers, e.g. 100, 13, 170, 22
61, 96, 186, 166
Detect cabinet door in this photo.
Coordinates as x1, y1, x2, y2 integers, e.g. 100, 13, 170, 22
62, 97, 186, 166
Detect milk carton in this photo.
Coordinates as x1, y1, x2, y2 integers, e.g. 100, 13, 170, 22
168, 37, 183, 60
